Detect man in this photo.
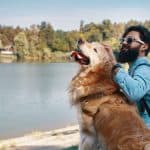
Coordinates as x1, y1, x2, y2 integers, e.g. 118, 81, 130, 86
105, 25, 150, 128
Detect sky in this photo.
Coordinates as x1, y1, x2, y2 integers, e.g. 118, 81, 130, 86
0, 0, 150, 31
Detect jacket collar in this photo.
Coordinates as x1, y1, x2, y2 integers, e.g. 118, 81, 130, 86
128, 57, 149, 75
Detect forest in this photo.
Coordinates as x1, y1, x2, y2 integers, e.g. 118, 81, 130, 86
0, 19, 150, 62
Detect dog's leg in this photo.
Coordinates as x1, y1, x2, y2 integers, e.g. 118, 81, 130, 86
77, 105, 101, 150
78, 132, 99, 150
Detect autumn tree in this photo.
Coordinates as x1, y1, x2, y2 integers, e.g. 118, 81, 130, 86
14, 32, 29, 59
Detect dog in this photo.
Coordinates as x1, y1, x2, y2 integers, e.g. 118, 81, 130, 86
69, 39, 150, 150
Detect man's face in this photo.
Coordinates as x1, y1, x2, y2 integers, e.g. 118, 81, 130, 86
118, 31, 143, 63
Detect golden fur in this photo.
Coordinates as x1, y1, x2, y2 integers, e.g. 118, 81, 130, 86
69, 41, 150, 150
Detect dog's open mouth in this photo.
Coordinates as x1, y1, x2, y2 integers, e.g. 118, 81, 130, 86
71, 51, 90, 65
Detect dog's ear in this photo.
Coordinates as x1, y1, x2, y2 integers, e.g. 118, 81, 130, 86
77, 38, 84, 45
101, 44, 117, 64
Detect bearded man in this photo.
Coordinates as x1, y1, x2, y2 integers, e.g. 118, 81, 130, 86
105, 25, 150, 128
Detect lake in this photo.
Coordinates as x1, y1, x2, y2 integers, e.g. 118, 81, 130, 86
0, 63, 79, 140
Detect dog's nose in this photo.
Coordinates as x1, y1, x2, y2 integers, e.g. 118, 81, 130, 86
77, 38, 84, 45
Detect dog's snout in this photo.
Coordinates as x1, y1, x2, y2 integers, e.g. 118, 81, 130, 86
77, 38, 84, 45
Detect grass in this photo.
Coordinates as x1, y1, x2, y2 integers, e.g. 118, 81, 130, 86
63, 146, 78, 150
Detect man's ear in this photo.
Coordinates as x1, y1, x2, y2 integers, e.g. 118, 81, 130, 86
141, 43, 148, 50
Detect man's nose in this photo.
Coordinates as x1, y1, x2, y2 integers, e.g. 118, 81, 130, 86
120, 41, 129, 49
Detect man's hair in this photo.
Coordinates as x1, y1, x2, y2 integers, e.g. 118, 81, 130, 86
123, 25, 150, 56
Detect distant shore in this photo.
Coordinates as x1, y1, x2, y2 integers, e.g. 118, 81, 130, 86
0, 125, 79, 150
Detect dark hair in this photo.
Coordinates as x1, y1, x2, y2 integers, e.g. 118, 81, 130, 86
123, 25, 150, 55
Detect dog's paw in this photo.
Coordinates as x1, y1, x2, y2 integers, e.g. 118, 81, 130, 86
144, 144, 150, 150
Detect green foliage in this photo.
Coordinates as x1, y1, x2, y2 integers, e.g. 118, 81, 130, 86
52, 30, 69, 52
0, 20, 150, 62
144, 20, 150, 30
101, 19, 113, 40
84, 28, 102, 42
52, 37, 69, 52
38, 21, 54, 48
104, 37, 120, 52
14, 32, 29, 58
63, 146, 78, 150
80, 20, 84, 32
51, 51, 68, 62
66, 31, 81, 50
125, 20, 142, 28
0, 39, 3, 48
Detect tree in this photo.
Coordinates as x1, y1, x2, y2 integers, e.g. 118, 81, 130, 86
144, 20, 150, 30
1, 26, 17, 45
0, 39, 3, 48
126, 20, 141, 28
52, 30, 69, 52
113, 23, 125, 39
38, 21, 54, 48
80, 20, 84, 32
66, 31, 81, 51
82, 22, 97, 32
0, 19, 149, 62
101, 19, 113, 40
52, 37, 69, 52
26, 25, 39, 55
14, 32, 29, 58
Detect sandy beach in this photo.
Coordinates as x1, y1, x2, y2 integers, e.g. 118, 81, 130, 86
0, 125, 79, 150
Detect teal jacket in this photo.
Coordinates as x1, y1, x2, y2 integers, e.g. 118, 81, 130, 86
114, 57, 150, 128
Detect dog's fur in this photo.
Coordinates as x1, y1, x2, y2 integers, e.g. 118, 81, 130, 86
69, 40, 150, 150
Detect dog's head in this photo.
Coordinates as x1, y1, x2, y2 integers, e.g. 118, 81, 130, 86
71, 39, 110, 67
69, 39, 117, 104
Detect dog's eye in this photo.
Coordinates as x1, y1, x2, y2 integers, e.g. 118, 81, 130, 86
93, 48, 97, 53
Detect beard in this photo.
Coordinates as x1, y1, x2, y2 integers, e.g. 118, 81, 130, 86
118, 48, 140, 63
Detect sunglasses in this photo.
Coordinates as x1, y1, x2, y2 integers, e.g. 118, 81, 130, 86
120, 37, 144, 45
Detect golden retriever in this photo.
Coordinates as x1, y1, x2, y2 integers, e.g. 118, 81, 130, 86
69, 39, 150, 150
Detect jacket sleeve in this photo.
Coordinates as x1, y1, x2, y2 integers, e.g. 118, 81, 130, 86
113, 65, 150, 102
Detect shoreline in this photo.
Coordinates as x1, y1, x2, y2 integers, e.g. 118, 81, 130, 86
0, 125, 79, 150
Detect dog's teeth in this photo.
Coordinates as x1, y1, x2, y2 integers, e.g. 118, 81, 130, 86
77, 54, 82, 59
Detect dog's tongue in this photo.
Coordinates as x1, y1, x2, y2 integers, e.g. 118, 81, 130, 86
71, 51, 83, 59
71, 51, 89, 65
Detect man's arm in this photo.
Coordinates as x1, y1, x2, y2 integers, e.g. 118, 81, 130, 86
113, 65, 150, 102
102, 44, 150, 102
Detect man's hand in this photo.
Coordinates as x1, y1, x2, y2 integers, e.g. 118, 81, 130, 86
102, 43, 122, 76
102, 43, 117, 65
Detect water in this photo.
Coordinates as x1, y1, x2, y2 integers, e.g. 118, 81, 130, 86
0, 63, 79, 140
